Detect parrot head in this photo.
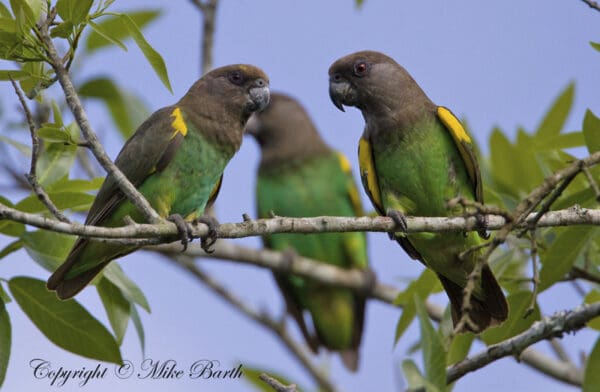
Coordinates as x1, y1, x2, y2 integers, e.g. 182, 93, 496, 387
328, 50, 426, 119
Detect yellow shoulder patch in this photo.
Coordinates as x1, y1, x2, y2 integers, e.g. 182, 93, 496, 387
358, 137, 383, 213
170, 107, 188, 138
336, 152, 364, 216
437, 106, 471, 144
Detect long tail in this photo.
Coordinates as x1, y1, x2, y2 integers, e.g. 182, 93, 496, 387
437, 264, 508, 332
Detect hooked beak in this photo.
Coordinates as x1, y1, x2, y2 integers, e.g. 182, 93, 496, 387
248, 79, 270, 113
328, 75, 354, 112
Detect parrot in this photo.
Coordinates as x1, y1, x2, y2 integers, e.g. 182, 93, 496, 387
328, 50, 508, 332
47, 64, 270, 300
246, 92, 369, 371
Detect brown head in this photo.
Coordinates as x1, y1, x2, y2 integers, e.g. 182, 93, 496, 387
328, 50, 434, 130
245, 92, 330, 168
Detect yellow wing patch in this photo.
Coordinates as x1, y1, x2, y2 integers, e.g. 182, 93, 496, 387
170, 107, 188, 138
437, 106, 470, 144
358, 137, 383, 213
336, 152, 364, 216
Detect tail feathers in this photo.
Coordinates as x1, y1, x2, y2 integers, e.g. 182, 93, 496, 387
437, 264, 508, 333
48, 261, 110, 300
340, 349, 359, 372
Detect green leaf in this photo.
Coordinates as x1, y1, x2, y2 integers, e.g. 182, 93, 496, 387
401, 360, 441, 392
36, 143, 77, 186
97, 278, 130, 345
87, 20, 127, 51
584, 290, 600, 331
37, 126, 72, 143
8, 277, 122, 363
129, 303, 145, 353
414, 295, 447, 392
481, 291, 540, 345
355, 0, 365, 8
50, 21, 73, 38
584, 336, 600, 392
539, 227, 595, 292
21, 230, 76, 272
0, 134, 31, 156
56, 0, 92, 24
51, 100, 63, 126
535, 83, 574, 138
535, 132, 585, 150
0, 3, 11, 17
85, 10, 160, 53
119, 14, 171, 92
0, 239, 23, 259
0, 284, 10, 304
103, 263, 150, 313
9, 0, 35, 29
394, 268, 438, 343
0, 196, 25, 237
446, 332, 475, 365
583, 109, 600, 154
79, 77, 149, 138
591, 42, 600, 52
0, 69, 28, 80
16, 191, 94, 214
0, 295, 10, 388
46, 177, 103, 193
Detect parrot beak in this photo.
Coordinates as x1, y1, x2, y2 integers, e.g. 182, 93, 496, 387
329, 75, 353, 112
248, 79, 270, 113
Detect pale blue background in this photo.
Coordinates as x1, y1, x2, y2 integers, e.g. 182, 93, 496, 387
0, 1, 599, 391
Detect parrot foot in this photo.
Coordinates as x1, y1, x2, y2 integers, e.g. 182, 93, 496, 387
386, 209, 408, 240
195, 215, 220, 253
167, 214, 194, 251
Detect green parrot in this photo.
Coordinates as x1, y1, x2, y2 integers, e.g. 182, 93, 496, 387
328, 51, 508, 332
246, 93, 368, 371
47, 64, 270, 300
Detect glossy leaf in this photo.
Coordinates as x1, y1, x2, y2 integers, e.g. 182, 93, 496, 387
129, 303, 145, 353
46, 177, 103, 193
8, 277, 122, 363
446, 332, 475, 365
590, 41, 600, 52
415, 295, 447, 392
16, 191, 94, 214
120, 14, 171, 92
0, 196, 25, 237
481, 291, 541, 345
50, 21, 73, 38
36, 143, 77, 186
21, 230, 76, 272
535, 83, 574, 138
0, 69, 28, 80
0, 295, 10, 388
583, 109, 600, 154
37, 126, 72, 143
56, 0, 92, 25
0, 239, 23, 259
539, 227, 594, 292
584, 290, 600, 331
85, 10, 160, 53
103, 263, 150, 313
97, 278, 130, 345
584, 336, 600, 392
0, 134, 31, 156
394, 268, 438, 343
0, 3, 11, 17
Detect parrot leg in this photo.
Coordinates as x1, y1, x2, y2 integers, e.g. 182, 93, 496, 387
386, 208, 408, 240
167, 214, 194, 251
195, 215, 220, 253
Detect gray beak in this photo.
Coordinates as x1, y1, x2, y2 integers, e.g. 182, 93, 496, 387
249, 79, 270, 113
329, 76, 353, 112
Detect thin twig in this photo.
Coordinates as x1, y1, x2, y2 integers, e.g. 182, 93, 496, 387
447, 303, 600, 384
168, 256, 338, 392
565, 265, 600, 285
582, 166, 600, 202
525, 229, 539, 317
549, 338, 572, 363
9, 78, 70, 223
189, 0, 219, 75
38, 14, 161, 223
259, 373, 298, 392
580, 0, 600, 12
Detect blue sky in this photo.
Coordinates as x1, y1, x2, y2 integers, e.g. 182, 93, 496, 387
1, 0, 599, 391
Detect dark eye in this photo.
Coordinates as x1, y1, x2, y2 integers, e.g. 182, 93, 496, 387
353, 61, 368, 77
228, 71, 244, 85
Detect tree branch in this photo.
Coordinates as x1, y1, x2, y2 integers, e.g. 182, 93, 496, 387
259, 373, 298, 392
38, 13, 161, 223
189, 0, 219, 75
166, 255, 338, 392
9, 78, 69, 223
446, 303, 600, 384
580, 0, 600, 12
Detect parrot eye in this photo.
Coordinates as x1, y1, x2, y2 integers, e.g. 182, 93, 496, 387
353, 61, 369, 77
228, 71, 244, 85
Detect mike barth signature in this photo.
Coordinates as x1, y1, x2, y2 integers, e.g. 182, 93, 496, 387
29, 358, 244, 387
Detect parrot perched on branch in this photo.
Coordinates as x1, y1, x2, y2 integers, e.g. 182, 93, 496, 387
246, 92, 369, 370
47, 64, 270, 300
328, 50, 507, 332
